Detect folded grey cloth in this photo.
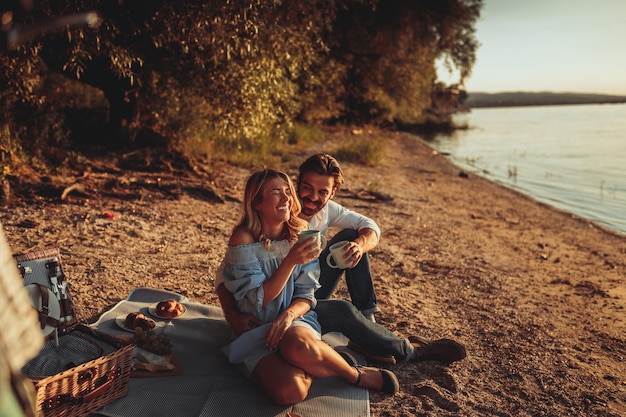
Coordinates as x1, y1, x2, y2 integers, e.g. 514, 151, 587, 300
21, 332, 108, 377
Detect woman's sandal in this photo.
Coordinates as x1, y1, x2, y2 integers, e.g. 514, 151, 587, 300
353, 365, 399, 395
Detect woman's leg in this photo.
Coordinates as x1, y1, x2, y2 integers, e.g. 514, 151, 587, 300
278, 326, 395, 393
251, 352, 313, 405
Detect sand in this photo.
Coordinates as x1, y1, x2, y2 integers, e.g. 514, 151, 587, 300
2, 126, 625, 416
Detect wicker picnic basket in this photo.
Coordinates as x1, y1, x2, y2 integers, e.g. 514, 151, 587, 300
14, 246, 133, 417
31, 340, 133, 417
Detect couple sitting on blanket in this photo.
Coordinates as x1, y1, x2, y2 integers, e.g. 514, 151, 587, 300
215, 154, 466, 405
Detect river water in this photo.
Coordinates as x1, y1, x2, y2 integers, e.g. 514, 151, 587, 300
425, 103, 626, 235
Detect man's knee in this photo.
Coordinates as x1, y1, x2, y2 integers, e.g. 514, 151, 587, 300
316, 300, 358, 320
330, 299, 358, 316
332, 228, 358, 242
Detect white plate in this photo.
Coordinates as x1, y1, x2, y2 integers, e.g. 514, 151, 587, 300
25, 284, 61, 337
115, 314, 156, 333
148, 302, 187, 319
115, 314, 137, 332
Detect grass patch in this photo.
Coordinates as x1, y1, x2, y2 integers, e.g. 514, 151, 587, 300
335, 138, 384, 166
287, 124, 325, 146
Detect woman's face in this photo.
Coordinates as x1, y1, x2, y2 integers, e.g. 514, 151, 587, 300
255, 177, 293, 225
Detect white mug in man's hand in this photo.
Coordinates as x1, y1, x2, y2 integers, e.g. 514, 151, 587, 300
297, 230, 327, 251
326, 240, 351, 269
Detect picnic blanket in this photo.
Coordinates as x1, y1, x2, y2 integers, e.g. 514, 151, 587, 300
91, 287, 369, 417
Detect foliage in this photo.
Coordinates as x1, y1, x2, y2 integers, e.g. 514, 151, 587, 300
1, 0, 483, 171
315, 0, 482, 126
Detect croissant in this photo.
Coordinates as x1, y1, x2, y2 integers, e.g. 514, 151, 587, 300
156, 300, 184, 318
125, 312, 156, 330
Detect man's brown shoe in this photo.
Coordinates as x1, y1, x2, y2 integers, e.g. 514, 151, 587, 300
409, 336, 467, 364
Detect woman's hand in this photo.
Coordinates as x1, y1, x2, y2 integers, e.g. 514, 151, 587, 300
287, 237, 321, 265
265, 309, 296, 350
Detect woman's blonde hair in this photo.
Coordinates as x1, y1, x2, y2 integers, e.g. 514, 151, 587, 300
237, 169, 307, 247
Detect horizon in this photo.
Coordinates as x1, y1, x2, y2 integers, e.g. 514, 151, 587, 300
465, 90, 626, 96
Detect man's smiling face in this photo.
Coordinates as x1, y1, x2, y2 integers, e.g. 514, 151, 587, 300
298, 171, 336, 218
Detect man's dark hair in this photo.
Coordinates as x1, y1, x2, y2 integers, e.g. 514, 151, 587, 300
298, 153, 345, 190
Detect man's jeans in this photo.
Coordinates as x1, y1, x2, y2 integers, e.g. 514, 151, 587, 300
315, 299, 414, 362
315, 229, 380, 315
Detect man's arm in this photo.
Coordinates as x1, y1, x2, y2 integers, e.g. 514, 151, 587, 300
324, 200, 381, 248
323, 200, 380, 267
355, 227, 378, 253
216, 283, 261, 336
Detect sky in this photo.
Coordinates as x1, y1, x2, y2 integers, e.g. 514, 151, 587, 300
437, 0, 626, 95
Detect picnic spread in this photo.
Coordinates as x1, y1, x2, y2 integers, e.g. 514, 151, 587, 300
91, 287, 370, 417
9, 240, 370, 417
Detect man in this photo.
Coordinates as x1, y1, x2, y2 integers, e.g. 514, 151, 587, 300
297, 153, 380, 321
215, 153, 466, 365
296, 154, 464, 364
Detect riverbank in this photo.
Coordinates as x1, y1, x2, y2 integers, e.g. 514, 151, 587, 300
2, 127, 625, 416
465, 91, 626, 108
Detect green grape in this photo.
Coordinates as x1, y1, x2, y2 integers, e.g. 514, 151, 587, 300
131, 328, 173, 355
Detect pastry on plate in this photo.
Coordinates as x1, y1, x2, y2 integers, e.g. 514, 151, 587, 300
125, 312, 156, 330
156, 299, 185, 318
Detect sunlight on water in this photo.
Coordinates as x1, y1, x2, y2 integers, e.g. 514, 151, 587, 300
426, 104, 626, 235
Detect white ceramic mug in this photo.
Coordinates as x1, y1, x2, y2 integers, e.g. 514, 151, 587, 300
326, 240, 351, 269
297, 230, 327, 251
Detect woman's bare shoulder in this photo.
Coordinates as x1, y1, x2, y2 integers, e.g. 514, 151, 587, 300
228, 226, 255, 246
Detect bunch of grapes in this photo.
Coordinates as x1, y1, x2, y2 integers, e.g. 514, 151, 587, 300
131, 328, 173, 355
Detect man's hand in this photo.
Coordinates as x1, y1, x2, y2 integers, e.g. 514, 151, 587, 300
342, 240, 364, 268
217, 283, 262, 335
227, 311, 262, 336
343, 228, 378, 268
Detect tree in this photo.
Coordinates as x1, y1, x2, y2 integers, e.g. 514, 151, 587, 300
304, 0, 482, 126
1, 0, 482, 162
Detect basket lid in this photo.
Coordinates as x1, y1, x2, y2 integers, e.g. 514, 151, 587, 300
15, 247, 80, 333
25, 284, 61, 337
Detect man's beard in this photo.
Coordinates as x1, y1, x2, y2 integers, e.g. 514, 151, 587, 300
300, 197, 323, 216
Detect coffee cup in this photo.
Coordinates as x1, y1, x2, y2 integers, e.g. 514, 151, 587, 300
297, 230, 327, 251
326, 240, 351, 269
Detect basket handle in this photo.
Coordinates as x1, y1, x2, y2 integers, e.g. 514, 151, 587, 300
42, 366, 121, 411
81, 376, 113, 403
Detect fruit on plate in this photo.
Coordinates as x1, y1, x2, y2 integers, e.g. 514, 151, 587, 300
131, 327, 172, 355
156, 299, 184, 318
125, 312, 156, 330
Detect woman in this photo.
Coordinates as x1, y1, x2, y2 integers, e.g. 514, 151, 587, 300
221, 169, 399, 405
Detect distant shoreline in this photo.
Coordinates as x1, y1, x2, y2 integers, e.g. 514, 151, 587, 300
465, 91, 626, 108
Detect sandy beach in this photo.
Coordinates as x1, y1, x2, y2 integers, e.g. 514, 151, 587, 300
2, 127, 625, 416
